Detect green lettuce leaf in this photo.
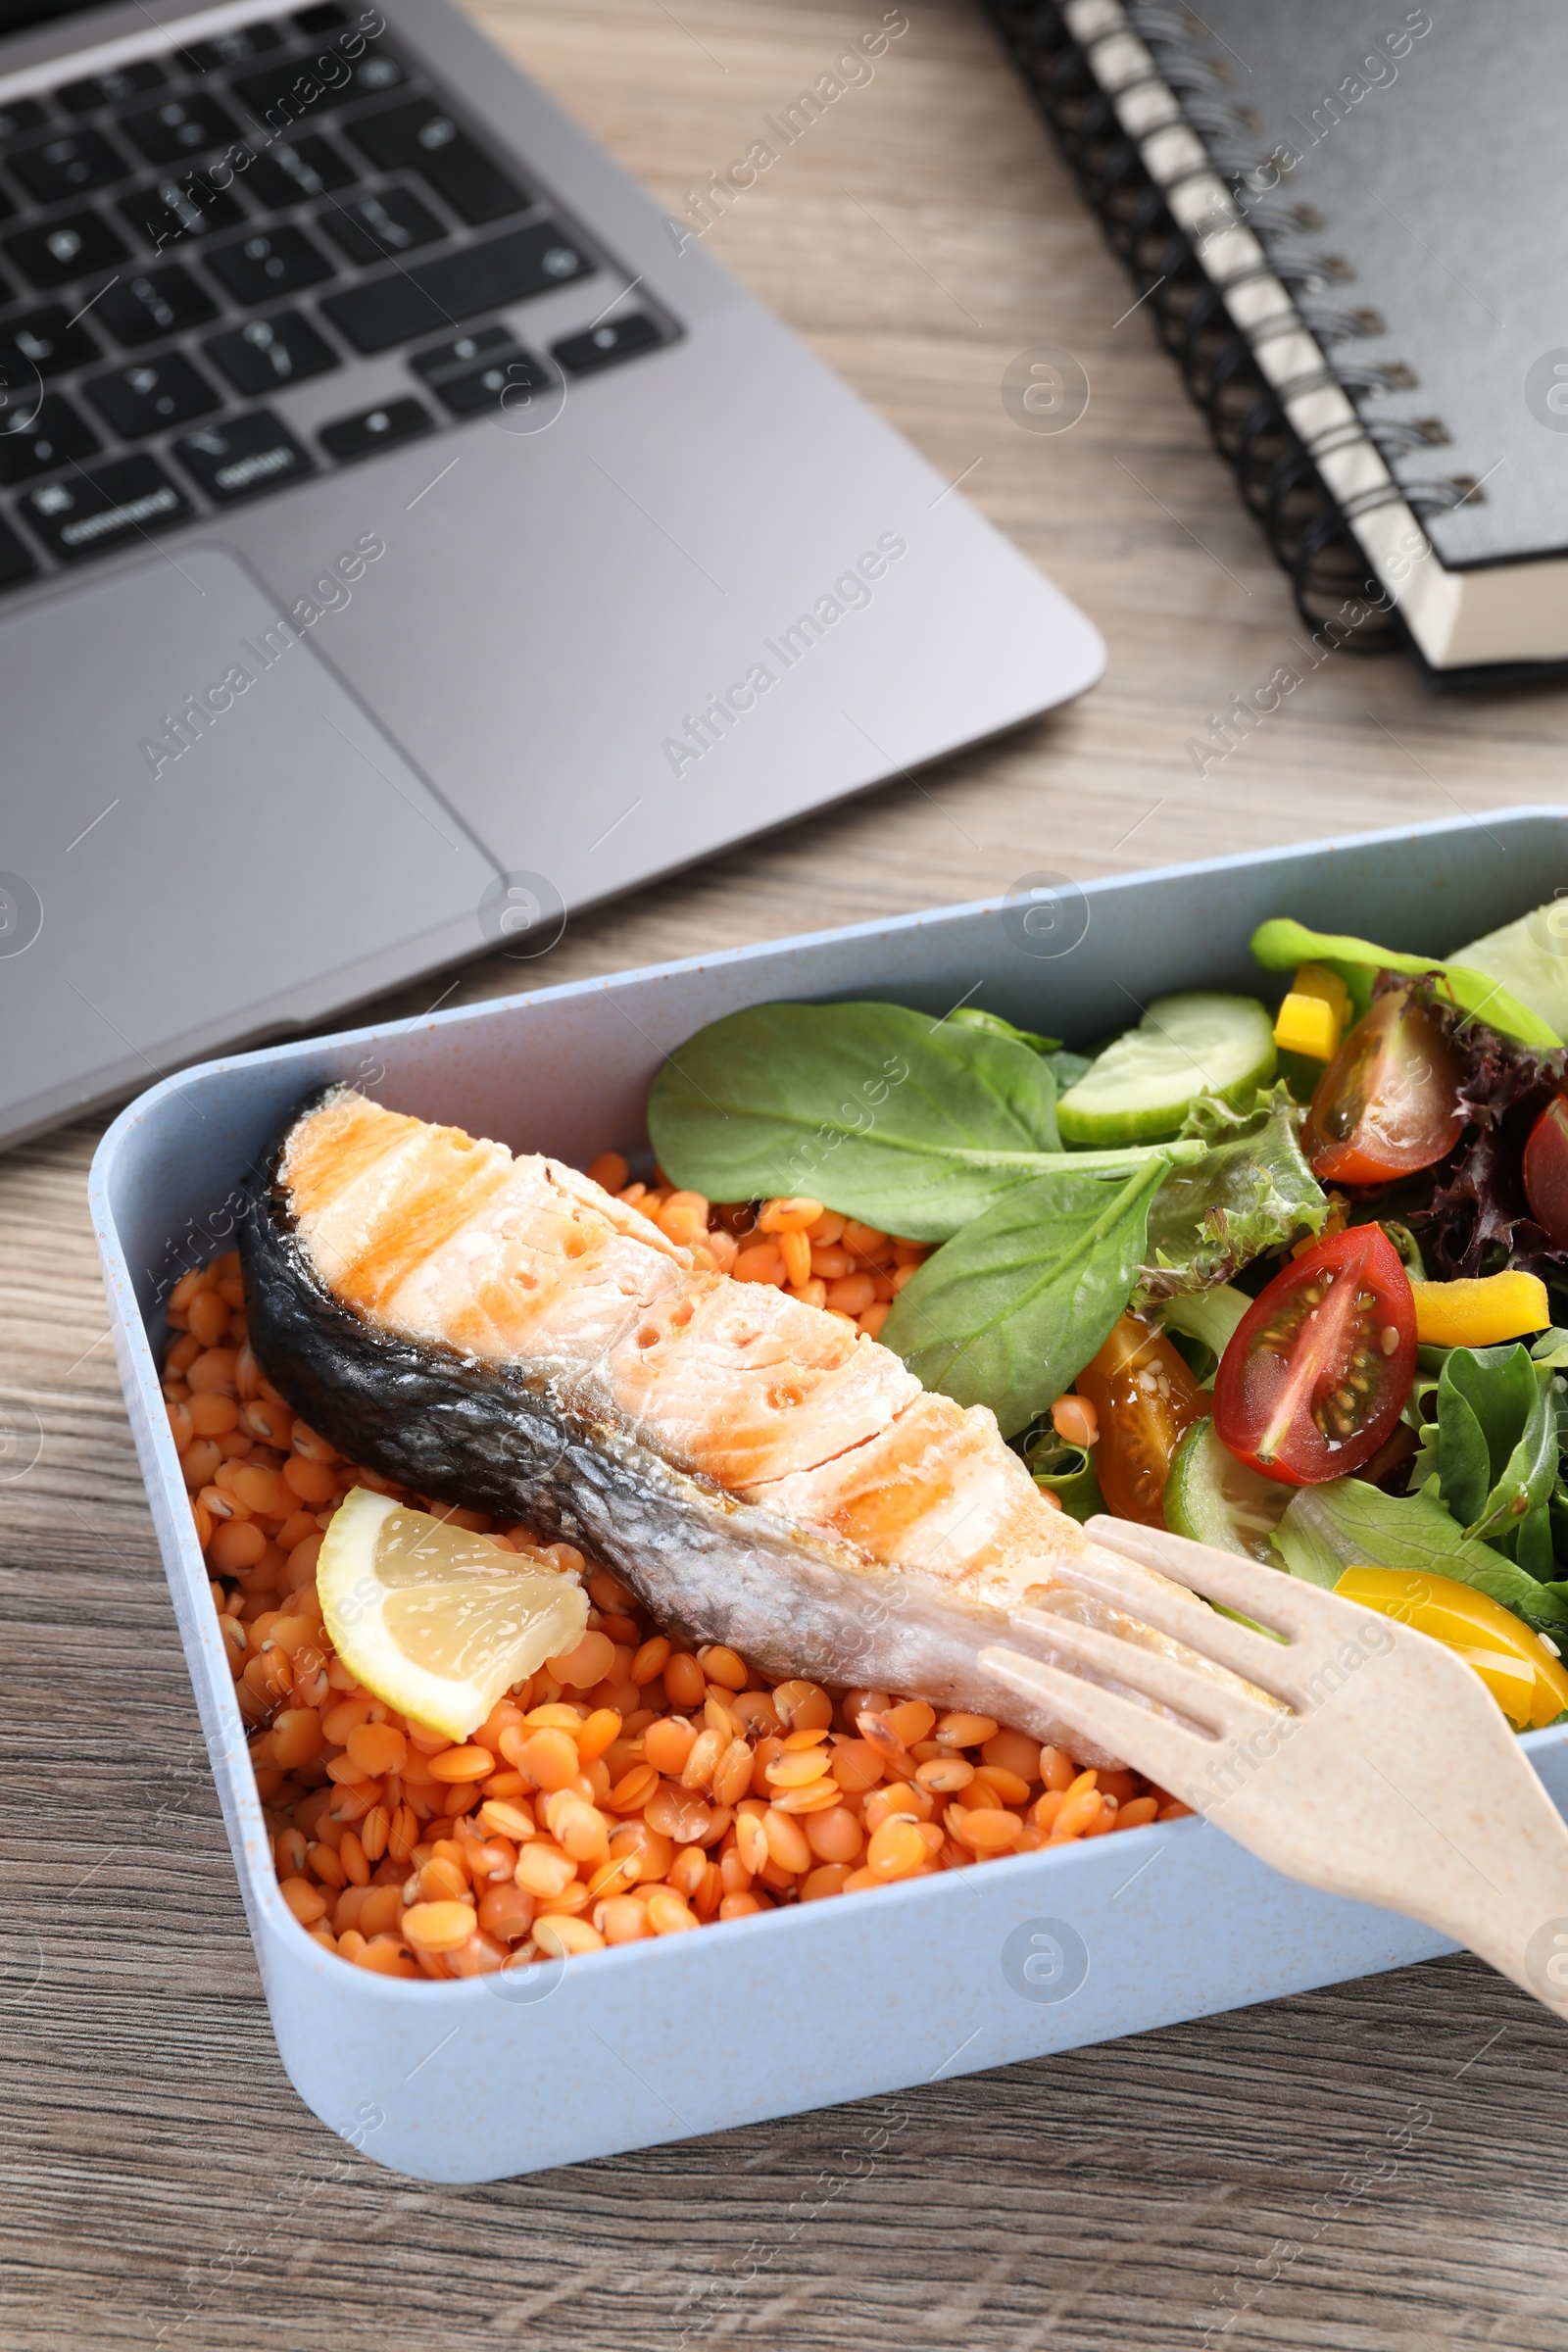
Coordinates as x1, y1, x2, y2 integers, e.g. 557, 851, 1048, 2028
1273, 1476, 1568, 1629
1437, 1345, 1557, 1575
1134, 1085, 1329, 1302
1250, 917, 1560, 1047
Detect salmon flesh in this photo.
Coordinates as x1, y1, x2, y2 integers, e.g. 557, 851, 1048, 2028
241, 1089, 1251, 1760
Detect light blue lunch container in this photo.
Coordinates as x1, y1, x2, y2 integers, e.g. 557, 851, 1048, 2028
90, 808, 1568, 2181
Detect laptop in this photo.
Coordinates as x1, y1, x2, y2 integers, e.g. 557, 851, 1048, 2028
0, 0, 1104, 1151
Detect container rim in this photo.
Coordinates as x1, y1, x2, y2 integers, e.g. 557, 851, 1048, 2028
88, 802, 1568, 1196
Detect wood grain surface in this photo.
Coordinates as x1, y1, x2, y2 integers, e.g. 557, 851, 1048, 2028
4, 2, 1568, 2346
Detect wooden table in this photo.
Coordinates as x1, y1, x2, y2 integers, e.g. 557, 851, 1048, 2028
5, 3, 1567, 2345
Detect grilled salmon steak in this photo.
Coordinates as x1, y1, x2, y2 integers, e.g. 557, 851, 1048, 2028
242, 1088, 1253, 1758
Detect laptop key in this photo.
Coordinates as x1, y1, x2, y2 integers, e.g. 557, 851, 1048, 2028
318, 185, 445, 267
434, 350, 548, 416
122, 94, 242, 165
0, 514, 38, 587
84, 352, 221, 436
241, 132, 356, 208
0, 97, 48, 141
172, 410, 315, 503
344, 99, 528, 224
321, 221, 594, 354
205, 309, 340, 394
553, 312, 663, 376
0, 393, 101, 485
10, 129, 130, 204
177, 24, 284, 73
57, 60, 167, 112
230, 41, 407, 131
119, 176, 245, 247
19, 452, 192, 562
318, 396, 432, 462
95, 263, 218, 348
5, 210, 129, 289
0, 303, 102, 377
409, 324, 515, 380
203, 223, 335, 304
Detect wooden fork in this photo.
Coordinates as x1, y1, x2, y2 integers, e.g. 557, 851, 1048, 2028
980, 1516, 1568, 2021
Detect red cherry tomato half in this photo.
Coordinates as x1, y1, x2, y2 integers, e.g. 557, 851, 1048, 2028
1301, 988, 1465, 1187
1523, 1095, 1568, 1250
1212, 1225, 1417, 1486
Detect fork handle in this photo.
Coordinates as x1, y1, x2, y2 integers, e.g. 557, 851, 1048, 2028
1431, 1849, 1568, 2020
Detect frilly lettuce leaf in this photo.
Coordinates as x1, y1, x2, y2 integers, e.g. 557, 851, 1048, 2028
1134, 1084, 1330, 1304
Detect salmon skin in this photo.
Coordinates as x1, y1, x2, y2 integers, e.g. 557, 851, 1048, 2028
241, 1088, 1257, 1757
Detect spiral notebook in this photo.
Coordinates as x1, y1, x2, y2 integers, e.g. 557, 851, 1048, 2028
986, 0, 1568, 685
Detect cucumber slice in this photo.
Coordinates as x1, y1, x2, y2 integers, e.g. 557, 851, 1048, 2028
1056, 994, 1276, 1146
1164, 1415, 1292, 1564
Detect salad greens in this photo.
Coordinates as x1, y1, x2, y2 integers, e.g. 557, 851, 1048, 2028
942, 1004, 1094, 1091
879, 1154, 1172, 1437
1250, 917, 1559, 1048
1449, 903, 1568, 1044
1136, 1085, 1328, 1302
1433, 1344, 1559, 1577
1273, 1476, 1568, 1630
1155, 1283, 1252, 1381
646, 1000, 1200, 1243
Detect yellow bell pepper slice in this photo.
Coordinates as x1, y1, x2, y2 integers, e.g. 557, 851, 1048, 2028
1273, 962, 1350, 1060
1294, 961, 1352, 1029
1409, 1271, 1549, 1348
1449, 1644, 1539, 1726
1273, 992, 1339, 1060
1334, 1563, 1568, 1728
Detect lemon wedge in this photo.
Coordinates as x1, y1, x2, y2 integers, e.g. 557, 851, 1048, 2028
317, 1488, 588, 1741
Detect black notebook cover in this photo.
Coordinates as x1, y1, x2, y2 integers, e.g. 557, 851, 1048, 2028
987, 0, 1568, 681
1190, 0, 1559, 575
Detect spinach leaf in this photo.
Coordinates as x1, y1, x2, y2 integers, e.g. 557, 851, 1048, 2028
1250, 917, 1558, 1048
943, 1007, 1094, 1092
647, 1001, 1200, 1241
943, 1006, 1061, 1054
879, 1155, 1171, 1437
1438, 1345, 1558, 1577
1134, 1085, 1329, 1302
1273, 1476, 1568, 1629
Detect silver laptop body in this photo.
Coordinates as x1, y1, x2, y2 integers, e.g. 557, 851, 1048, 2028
0, 0, 1103, 1148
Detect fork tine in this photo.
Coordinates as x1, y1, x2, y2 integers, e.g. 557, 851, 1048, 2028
1085, 1516, 1356, 1642
1044, 1543, 1307, 1702
1005, 1606, 1282, 1738
979, 1643, 1212, 1801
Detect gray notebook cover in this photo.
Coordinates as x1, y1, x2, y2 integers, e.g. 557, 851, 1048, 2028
1184, 1, 1565, 573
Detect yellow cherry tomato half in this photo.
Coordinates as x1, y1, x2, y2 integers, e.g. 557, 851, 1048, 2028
1334, 1564, 1568, 1729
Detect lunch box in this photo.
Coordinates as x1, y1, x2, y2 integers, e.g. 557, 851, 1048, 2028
90, 807, 1568, 2183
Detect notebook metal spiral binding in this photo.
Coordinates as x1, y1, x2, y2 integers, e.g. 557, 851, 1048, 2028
986, 0, 1468, 648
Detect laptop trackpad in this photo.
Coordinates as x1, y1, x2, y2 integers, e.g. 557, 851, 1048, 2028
0, 547, 497, 1136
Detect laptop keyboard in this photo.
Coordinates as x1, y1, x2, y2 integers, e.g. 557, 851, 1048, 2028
0, 4, 674, 591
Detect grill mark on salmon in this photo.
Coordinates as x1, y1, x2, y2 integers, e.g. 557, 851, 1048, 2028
242, 1088, 1263, 1759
